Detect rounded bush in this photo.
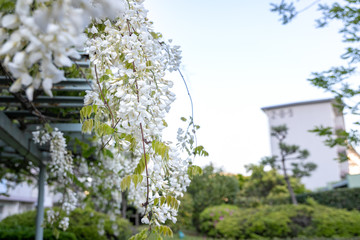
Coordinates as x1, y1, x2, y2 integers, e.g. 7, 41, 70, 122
0, 208, 132, 240
199, 204, 360, 239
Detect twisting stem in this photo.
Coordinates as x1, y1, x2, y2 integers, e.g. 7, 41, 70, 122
140, 123, 150, 208
94, 64, 115, 128
126, 19, 150, 214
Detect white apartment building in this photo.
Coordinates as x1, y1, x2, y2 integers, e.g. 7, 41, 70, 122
0, 182, 54, 220
262, 98, 360, 190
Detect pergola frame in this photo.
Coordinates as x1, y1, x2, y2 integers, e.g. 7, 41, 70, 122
0, 56, 91, 240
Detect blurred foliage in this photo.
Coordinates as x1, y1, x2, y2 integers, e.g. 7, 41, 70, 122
0, 227, 77, 240
271, 0, 360, 155
199, 202, 360, 239
186, 164, 239, 230
167, 193, 194, 232
296, 187, 360, 211
235, 163, 308, 208
0, 208, 132, 240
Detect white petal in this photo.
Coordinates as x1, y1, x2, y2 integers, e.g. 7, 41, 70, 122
0, 28, 8, 43
9, 78, 22, 92
1, 14, 19, 29
0, 40, 15, 55
66, 49, 80, 59
29, 51, 42, 65
90, 25, 98, 34
54, 53, 72, 67
33, 9, 49, 32
15, 0, 33, 16
13, 51, 26, 66
42, 78, 53, 97
25, 85, 34, 101
21, 73, 32, 86
33, 75, 41, 89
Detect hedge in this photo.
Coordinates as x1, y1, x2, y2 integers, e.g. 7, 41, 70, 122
199, 203, 360, 239
0, 208, 132, 240
260, 188, 360, 211
296, 187, 360, 211
0, 227, 76, 240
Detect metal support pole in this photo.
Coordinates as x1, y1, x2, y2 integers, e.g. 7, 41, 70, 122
35, 162, 46, 240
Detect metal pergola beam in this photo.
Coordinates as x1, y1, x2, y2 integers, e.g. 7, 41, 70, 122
0, 96, 84, 103
0, 112, 42, 164
26, 123, 82, 132
0, 77, 92, 92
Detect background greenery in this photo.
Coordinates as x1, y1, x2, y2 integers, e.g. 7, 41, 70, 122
0, 208, 132, 240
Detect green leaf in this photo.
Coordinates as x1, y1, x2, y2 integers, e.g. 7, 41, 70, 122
81, 119, 94, 134
134, 154, 149, 175
44, 123, 53, 133
92, 105, 98, 114
103, 148, 114, 159
120, 175, 132, 191
129, 228, 148, 240
132, 174, 143, 189
154, 226, 173, 237
160, 196, 166, 206
180, 117, 187, 122
97, 123, 114, 136
187, 165, 203, 179
152, 140, 170, 161
193, 145, 209, 157
100, 75, 110, 82
154, 198, 159, 206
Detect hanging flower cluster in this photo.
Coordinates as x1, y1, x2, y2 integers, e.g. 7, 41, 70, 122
0, 0, 124, 100
81, 0, 199, 230
1, 0, 208, 235
32, 127, 78, 230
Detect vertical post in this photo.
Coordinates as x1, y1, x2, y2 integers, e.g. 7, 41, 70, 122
35, 162, 45, 240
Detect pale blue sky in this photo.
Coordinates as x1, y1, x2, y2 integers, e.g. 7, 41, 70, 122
144, 0, 346, 174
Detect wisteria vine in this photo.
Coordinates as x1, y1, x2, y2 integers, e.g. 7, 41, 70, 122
0, 0, 206, 237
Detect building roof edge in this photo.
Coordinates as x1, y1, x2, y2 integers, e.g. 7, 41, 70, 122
261, 98, 334, 111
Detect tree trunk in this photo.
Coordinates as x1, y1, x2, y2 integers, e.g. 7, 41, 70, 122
281, 158, 298, 205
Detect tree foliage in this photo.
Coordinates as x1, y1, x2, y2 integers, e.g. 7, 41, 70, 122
186, 164, 239, 230
271, 0, 360, 153
261, 125, 316, 204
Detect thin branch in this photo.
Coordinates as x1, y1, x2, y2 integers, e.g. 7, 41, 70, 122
75, 62, 94, 91
94, 64, 115, 128
297, 0, 321, 14
127, 20, 150, 214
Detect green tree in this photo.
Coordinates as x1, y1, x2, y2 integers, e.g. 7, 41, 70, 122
186, 164, 239, 230
261, 125, 316, 204
270, 0, 360, 155
239, 163, 307, 203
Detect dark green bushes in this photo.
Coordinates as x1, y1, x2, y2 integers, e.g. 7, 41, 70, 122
296, 188, 360, 211
0, 208, 132, 240
0, 227, 76, 240
199, 204, 360, 239
239, 188, 360, 211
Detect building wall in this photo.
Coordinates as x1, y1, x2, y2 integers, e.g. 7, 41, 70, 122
347, 174, 360, 188
0, 201, 34, 220
263, 100, 347, 190
0, 181, 55, 220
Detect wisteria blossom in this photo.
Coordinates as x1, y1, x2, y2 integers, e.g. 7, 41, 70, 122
0, 0, 125, 100
5, 0, 206, 235
32, 127, 78, 230
82, 0, 194, 227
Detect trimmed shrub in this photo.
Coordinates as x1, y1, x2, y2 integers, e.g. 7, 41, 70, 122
199, 205, 241, 237
0, 208, 132, 240
296, 188, 360, 211
0, 227, 76, 240
199, 204, 360, 239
